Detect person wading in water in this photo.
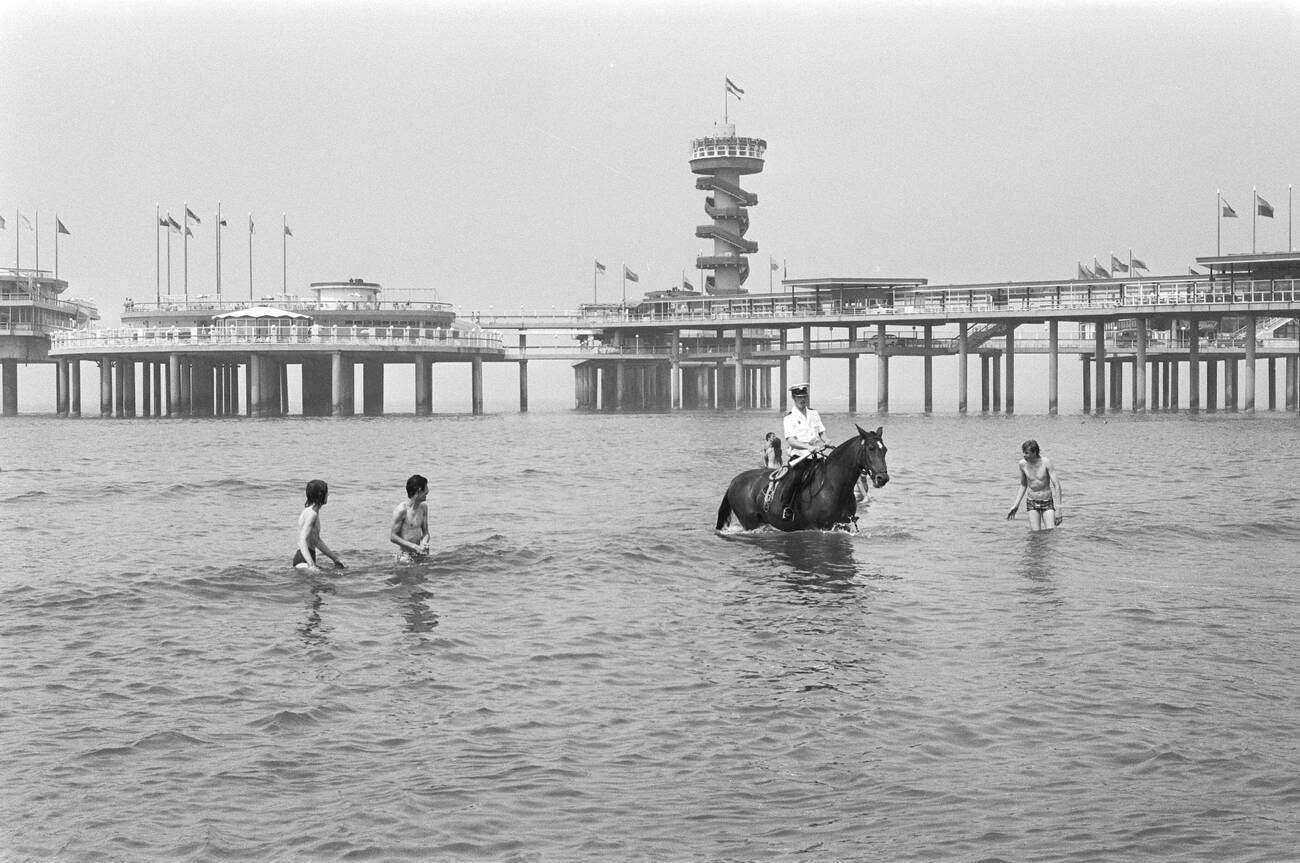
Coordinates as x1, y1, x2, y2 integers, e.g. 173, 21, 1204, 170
777, 381, 833, 521
1007, 438, 1064, 531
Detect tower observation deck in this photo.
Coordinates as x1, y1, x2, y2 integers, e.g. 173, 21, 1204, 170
691, 123, 766, 295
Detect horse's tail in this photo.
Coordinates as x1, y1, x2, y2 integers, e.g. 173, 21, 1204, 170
716, 494, 733, 530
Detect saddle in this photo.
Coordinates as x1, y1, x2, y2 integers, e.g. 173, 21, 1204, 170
762, 452, 822, 515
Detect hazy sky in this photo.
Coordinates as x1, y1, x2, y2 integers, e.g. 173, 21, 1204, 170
3, 0, 1298, 327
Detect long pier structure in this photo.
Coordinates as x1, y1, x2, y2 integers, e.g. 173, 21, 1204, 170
7, 115, 1300, 417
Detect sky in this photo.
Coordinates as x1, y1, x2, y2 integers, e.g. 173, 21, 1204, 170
2, 0, 1298, 410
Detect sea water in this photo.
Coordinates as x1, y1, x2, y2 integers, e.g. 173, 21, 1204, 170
2, 409, 1299, 861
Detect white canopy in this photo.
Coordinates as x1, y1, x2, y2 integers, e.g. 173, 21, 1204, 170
213, 306, 310, 320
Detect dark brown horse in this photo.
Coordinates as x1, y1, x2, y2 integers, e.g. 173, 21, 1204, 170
716, 425, 890, 532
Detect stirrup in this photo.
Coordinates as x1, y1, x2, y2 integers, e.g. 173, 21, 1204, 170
782, 506, 794, 521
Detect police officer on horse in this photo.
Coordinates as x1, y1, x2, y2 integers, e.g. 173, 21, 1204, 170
776, 381, 834, 520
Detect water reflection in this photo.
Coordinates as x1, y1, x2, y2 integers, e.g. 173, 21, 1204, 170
298, 577, 337, 645
1016, 531, 1057, 587
386, 570, 439, 634
755, 530, 864, 596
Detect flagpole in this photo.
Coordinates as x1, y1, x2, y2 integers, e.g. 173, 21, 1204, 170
724, 77, 728, 125
34, 209, 39, 273
1290, 184, 1294, 252
166, 214, 172, 297
1252, 186, 1257, 254
184, 201, 190, 299
1217, 190, 1222, 256
216, 202, 222, 297
622, 263, 626, 305
593, 262, 598, 304
248, 214, 254, 301
155, 204, 161, 304
54, 214, 59, 279
282, 213, 287, 294
14, 209, 18, 273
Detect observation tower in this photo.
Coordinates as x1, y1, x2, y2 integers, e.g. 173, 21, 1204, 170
691, 123, 766, 295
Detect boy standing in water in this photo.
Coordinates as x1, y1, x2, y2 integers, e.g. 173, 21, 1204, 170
295, 479, 345, 571
390, 474, 430, 563
1007, 439, 1064, 531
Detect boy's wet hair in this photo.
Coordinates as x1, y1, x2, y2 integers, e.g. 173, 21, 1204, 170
305, 479, 329, 507
406, 474, 428, 498
1021, 439, 1040, 456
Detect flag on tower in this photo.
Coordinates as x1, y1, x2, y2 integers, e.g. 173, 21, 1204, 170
0, 215, 6, 230
623, 265, 639, 282
770, 258, 780, 272
682, 276, 694, 291
284, 224, 293, 237
249, 216, 255, 234
167, 215, 182, 232
1222, 200, 1238, 218
1131, 257, 1148, 271
1110, 255, 1128, 273
56, 218, 71, 235
1257, 193, 1274, 218
726, 77, 744, 98
185, 226, 193, 237
185, 206, 201, 224
594, 260, 606, 274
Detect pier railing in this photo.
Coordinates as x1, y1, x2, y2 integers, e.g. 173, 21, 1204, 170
49, 323, 505, 352
122, 298, 455, 314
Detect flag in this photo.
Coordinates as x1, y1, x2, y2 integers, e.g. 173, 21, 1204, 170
159, 216, 169, 227
770, 259, 780, 272
0, 215, 6, 230
1257, 194, 1274, 218
1131, 257, 1148, 271
1110, 255, 1128, 273
1077, 263, 1089, 279
1189, 266, 1202, 276
594, 260, 606, 274
219, 216, 228, 226
623, 265, 639, 282
1222, 200, 1238, 218
725, 77, 744, 98
284, 225, 293, 237
56, 218, 71, 235
185, 206, 201, 224
682, 277, 694, 291
249, 216, 255, 234
185, 226, 193, 237
1094, 261, 1110, 278
20, 213, 33, 230
167, 215, 181, 232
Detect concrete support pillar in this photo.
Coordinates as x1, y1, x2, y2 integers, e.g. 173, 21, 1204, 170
113, 360, 126, 418
958, 322, 969, 414
1004, 325, 1016, 415
1170, 360, 1180, 411
1094, 322, 1107, 414
153, 363, 164, 417
1244, 315, 1256, 412
363, 361, 384, 416
471, 356, 484, 415
56, 359, 69, 417
876, 323, 889, 413
1206, 359, 1218, 413
518, 334, 528, 413
733, 330, 745, 410
1287, 355, 1298, 411
1048, 320, 1059, 414
847, 325, 857, 413
1150, 360, 1161, 411
102, 357, 114, 417
2, 360, 19, 416
1109, 359, 1122, 411
923, 325, 933, 413
992, 352, 1002, 412
228, 363, 240, 416
669, 329, 681, 410
413, 356, 431, 416
614, 360, 626, 412
1134, 319, 1147, 411
981, 354, 991, 412
1188, 321, 1200, 411
302, 358, 332, 416
1225, 358, 1239, 412
1082, 354, 1092, 413
249, 355, 263, 418
279, 362, 289, 416
1268, 357, 1277, 411
123, 360, 137, 417
141, 361, 153, 417
70, 360, 81, 417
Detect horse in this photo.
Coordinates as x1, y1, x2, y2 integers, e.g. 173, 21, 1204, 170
715, 425, 890, 532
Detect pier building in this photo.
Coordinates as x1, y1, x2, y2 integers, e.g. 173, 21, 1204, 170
46, 279, 505, 417
1, 267, 98, 415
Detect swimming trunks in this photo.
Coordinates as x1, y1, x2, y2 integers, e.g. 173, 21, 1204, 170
293, 548, 317, 567
395, 549, 423, 564
1026, 497, 1054, 513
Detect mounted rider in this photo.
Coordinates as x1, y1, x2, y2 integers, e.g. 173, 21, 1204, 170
776, 381, 834, 520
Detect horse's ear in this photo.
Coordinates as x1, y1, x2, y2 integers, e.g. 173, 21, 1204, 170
875, 426, 883, 439
855, 423, 868, 437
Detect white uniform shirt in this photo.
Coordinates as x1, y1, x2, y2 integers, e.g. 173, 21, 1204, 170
783, 407, 826, 446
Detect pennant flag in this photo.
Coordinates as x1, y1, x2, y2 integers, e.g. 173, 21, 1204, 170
1131, 257, 1148, 271
623, 265, 639, 282
0, 215, 6, 230
56, 218, 71, 235
770, 259, 780, 272
185, 206, 201, 224
185, 226, 193, 237
1077, 262, 1089, 279
1110, 255, 1128, 273
682, 277, 694, 291
284, 224, 293, 237
1222, 200, 1238, 218
1257, 194, 1274, 218
159, 215, 169, 227
249, 216, 255, 234
167, 215, 182, 232
594, 260, 606, 274
1094, 261, 1110, 278
1189, 266, 1202, 276
725, 77, 744, 98
219, 217, 228, 226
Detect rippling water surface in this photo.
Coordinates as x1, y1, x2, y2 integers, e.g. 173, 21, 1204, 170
3, 409, 1300, 861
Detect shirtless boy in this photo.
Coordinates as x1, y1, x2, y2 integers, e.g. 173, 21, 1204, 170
1007, 439, 1064, 531
390, 474, 430, 563
295, 479, 345, 572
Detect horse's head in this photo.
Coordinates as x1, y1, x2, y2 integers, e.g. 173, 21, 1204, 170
855, 424, 890, 488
